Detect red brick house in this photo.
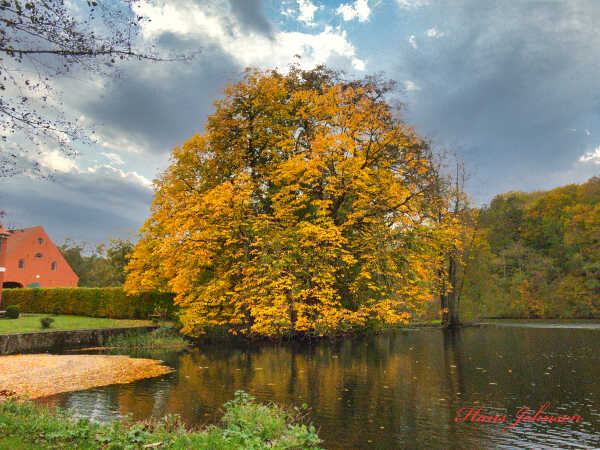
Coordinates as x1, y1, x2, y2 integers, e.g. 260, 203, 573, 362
0, 224, 78, 288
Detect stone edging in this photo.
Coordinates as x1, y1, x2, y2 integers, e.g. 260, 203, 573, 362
0, 326, 158, 355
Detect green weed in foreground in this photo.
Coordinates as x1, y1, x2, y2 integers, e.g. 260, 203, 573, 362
0, 391, 322, 449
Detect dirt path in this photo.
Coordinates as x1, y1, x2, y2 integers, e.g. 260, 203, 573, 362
0, 354, 173, 399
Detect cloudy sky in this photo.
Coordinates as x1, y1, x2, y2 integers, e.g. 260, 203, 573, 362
2, 0, 600, 245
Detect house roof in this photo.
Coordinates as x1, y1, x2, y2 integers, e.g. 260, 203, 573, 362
3, 226, 44, 255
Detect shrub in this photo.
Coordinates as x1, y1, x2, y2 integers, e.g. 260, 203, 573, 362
2, 288, 176, 320
5, 305, 19, 319
0, 392, 322, 449
40, 317, 54, 329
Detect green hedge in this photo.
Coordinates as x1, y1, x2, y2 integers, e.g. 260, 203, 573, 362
1, 288, 176, 319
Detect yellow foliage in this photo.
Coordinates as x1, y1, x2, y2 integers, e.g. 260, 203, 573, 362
125, 66, 457, 337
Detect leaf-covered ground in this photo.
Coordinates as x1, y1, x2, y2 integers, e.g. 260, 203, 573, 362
0, 354, 173, 399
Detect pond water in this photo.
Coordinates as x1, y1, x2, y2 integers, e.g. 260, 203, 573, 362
38, 322, 600, 449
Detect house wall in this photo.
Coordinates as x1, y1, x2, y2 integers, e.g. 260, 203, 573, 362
4, 228, 78, 288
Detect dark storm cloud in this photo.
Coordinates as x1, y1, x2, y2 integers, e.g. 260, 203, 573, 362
0, 168, 153, 245
66, 0, 275, 156
396, 1, 600, 200
228, 0, 273, 36
73, 45, 241, 154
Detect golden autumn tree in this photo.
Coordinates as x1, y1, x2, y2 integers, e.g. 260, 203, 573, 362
125, 66, 456, 338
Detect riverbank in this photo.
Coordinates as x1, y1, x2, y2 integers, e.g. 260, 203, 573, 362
105, 326, 189, 350
0, 391, 322, 449
0, 325, 160, 354
0, 354, 173, 398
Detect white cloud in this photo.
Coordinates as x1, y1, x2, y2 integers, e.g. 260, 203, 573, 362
404, 80, 421, 91
101, 152, 125, 166
336, 0, 371, 22
408, 35, 418, 49
94, 131, 147, 154
585, 129, 591, 136
396, 0, 429, 9
39, 150, 78, 173
352, 58, 366, 71
32, 146, 149, 188
579, 146, 600, 164
133, 2, 365, 72
281, 8, 295, 18
426, 27, 445, 38
297, 0, 319, 25
86, 165, 153, 188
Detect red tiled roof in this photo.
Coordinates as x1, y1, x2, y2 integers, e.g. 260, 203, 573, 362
4, 226, 43, 255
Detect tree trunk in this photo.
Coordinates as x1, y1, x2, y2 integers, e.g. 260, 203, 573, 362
442, 253, 460, 328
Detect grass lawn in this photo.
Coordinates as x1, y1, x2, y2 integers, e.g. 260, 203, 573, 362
0, 314, 153, 334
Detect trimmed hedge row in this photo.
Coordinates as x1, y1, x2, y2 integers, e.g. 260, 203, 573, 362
1, 287, 176, 319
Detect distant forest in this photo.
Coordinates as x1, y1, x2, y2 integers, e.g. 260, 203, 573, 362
460, 176, 600, 320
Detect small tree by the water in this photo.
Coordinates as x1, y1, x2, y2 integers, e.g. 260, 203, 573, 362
125, 66, 460, 338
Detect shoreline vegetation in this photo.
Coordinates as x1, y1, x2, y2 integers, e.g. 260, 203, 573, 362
0, 391, 322, 449
104, 327, 189, 350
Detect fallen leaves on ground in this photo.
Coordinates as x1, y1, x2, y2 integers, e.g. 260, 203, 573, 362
0, 354, 173, 399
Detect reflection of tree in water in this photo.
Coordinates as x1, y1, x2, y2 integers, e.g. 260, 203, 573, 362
442, 328, 467, 447
37, 326, 600, 448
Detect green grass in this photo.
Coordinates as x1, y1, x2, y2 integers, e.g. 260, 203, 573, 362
105, 327, 189, 350
0, 314, 153, 334
0, 391, 322, 449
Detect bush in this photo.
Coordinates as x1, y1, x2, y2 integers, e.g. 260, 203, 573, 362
5, 305, 19, 319
0, 391, 322, 449
2, 288, 176, 319
40, 317, 54, 329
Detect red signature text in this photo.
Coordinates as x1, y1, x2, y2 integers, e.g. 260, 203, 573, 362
454, 402, 581, 431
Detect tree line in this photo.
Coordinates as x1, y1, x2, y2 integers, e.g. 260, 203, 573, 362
59, 238, 133, 288
460, 176, 600, 320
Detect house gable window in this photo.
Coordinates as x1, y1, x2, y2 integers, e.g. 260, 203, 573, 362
37, 238, 43, 244
18, 259, 24, 268
35, 253, 43, 258
51, 261, 56, 271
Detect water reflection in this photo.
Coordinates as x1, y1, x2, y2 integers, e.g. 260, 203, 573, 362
39, 324, 600, 449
